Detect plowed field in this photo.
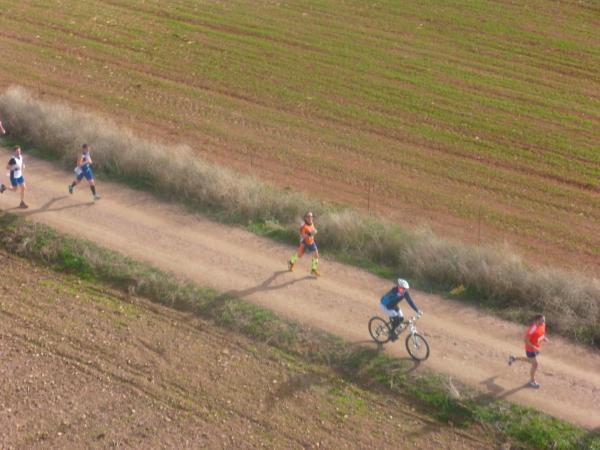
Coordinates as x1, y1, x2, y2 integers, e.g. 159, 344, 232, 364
0, 0, 598, 274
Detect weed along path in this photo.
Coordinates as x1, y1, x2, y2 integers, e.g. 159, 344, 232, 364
2, 150, 599, 430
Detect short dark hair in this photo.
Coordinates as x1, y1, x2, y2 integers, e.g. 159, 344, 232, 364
534, 314, 545, 322
82, 143, 89, 149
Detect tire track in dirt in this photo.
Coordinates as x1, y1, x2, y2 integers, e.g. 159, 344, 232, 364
1, 151, 599, 430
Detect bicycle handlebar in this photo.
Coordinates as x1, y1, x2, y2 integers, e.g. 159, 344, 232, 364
409, 313, 423, 322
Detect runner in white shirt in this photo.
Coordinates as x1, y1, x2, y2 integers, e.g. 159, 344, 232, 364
0, 145, 28, 208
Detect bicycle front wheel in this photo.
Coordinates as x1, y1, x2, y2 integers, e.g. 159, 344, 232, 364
368, 316, 391, 344
405, 332, 430, 361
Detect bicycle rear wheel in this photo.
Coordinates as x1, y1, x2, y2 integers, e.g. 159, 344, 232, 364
405, 332, 430, 361
368, 316, 391, 344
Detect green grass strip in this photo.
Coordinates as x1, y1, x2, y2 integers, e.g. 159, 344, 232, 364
0, 212, 597, 450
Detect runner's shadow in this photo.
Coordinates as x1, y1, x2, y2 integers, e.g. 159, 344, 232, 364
225, 270, 313, 298
14, 196, 94, 217
480, 375, 529, 400
439, 376, 531, 428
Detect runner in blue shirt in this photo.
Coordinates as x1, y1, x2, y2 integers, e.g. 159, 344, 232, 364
68, 144, 100, 201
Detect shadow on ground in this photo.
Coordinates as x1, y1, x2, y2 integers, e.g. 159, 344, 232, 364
13, 196, 94, 217
225, 270, 314, 298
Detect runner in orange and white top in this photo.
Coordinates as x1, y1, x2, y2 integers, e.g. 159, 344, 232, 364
288, 211, 320, 276
508, 314, 549, 389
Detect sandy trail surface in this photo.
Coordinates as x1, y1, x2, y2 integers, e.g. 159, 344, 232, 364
1, 150, 599, 430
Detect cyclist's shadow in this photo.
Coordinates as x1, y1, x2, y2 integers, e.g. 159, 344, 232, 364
380, 355, 422, 376
351, 338, 423, 375
225, 270, 313, 299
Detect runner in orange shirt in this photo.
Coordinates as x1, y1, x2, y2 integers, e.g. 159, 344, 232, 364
508, 314, 549, 388
288, 211, 320, 276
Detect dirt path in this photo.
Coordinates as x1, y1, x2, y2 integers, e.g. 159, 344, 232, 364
1, 150, 599, 430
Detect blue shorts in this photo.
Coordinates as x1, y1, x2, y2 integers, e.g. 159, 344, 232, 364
77, 166, 94, 181
10, 175, 24, 187
526, 351, 539, 358
302, 241, 318, 252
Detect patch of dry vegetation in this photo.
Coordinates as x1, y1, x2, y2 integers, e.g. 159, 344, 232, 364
1, 87, 599, 347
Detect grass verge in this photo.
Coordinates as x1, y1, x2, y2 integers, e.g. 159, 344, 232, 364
0, 211, 598, 449
0, 87, 599, 349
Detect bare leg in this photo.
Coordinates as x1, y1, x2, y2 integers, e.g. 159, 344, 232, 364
88, 179, 99, 198
529, 358, 538, 383
512, 356, 539, 384
18, 184, 28, 208
311, 248, 320, 275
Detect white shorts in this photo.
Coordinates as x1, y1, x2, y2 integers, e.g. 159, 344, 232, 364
380, 304, 403, 319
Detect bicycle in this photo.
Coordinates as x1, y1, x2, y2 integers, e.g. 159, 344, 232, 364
368, 314, 430, 361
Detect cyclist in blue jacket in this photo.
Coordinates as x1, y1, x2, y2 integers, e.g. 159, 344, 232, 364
380, 278, 422, 341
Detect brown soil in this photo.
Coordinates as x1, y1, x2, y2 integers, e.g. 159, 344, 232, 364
0, 250, 491, 448
1, 152, 598, 431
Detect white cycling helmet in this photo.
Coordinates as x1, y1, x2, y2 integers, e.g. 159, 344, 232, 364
397, 278, 409, 289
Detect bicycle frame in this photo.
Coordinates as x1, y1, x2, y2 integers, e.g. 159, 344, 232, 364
397, 316, 419, 336
368, 314, 429, 360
